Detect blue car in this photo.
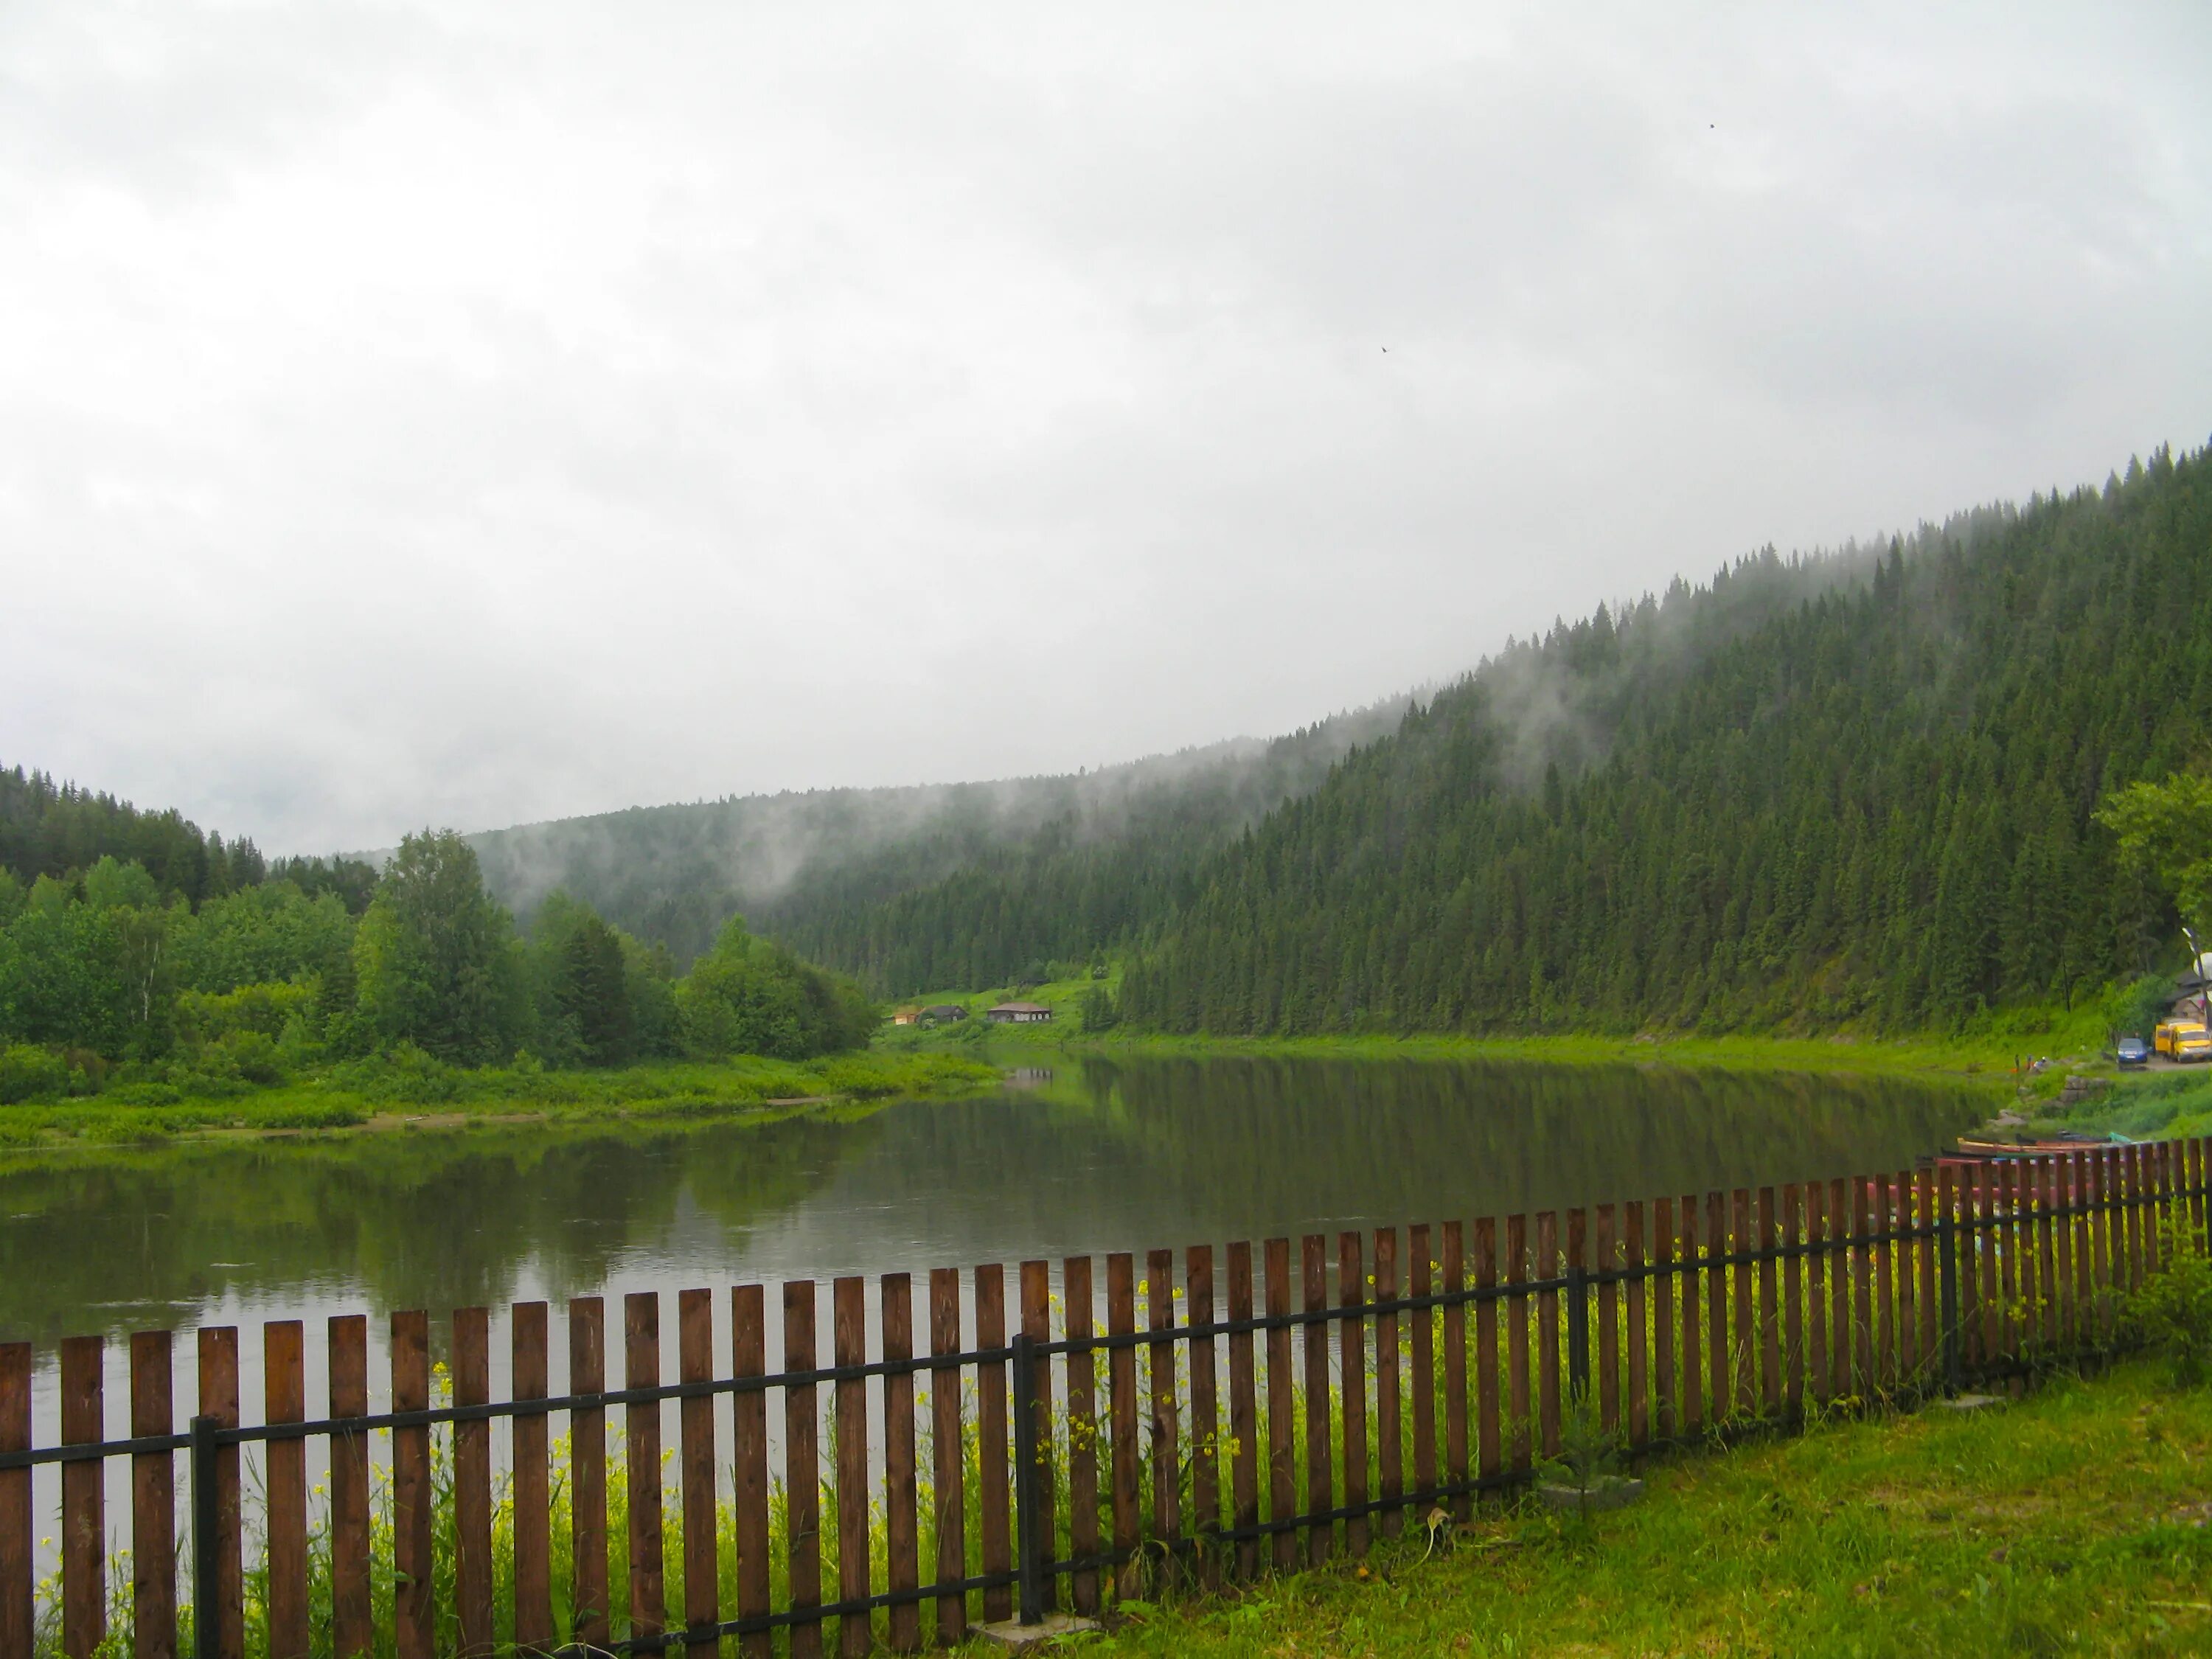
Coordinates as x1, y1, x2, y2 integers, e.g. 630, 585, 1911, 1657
2117, 1035, 2151, 1069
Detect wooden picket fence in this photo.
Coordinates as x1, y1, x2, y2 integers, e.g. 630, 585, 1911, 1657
3, 1138, 2208, 1658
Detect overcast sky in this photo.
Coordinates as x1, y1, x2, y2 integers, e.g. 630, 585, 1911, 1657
4, 1, 2208, 855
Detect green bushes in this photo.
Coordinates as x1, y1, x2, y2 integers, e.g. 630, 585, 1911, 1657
0, 1043, 69, 1103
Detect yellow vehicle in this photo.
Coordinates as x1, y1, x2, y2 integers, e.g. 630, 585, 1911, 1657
2154, 1019, 2212, 1062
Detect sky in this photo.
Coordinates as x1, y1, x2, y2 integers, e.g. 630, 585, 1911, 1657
4, 2, 2209, 856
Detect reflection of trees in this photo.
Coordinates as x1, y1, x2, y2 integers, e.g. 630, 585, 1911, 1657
0, 1111, 883, 1348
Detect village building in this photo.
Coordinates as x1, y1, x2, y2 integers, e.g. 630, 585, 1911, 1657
921, 1004, 969, 1023
986, 1001, 1053, 1024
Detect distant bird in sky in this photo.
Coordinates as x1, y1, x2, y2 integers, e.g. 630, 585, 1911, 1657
1381, 346, 1388, 352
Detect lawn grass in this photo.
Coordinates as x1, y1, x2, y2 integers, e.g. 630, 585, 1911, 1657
1086, 1360, 2212, 1658
0, 1050, 1001, 1149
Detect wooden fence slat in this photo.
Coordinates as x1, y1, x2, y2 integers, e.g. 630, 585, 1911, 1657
198, 1327, 243, 1659
60, 1333, 102, 1659
1805, 1183, 1828, 1405
1653, 1199, 1677, 1439
1916, 1169, 1938, 1382
1225, 1244, 1259, 1583
625, 1293, 666, 1646
1873, 1177, 1895, 1393
783, 1283, 823, 1659
2052, 1157, 2076, 1354
1756, 1189, 1778, 1417
1262, 1239, 1295, 1573
1408, 1225, 1436, 1505
390, 1313, 431, 1659
1781, 1187, 1804, 1419
976, 1265, 1012, 1623
1895, 1171, 1918, 1381
679, 1289, 721, 1659
928, 1269, 967, 1644
1999, 1164, 2021, 1366
131, 1330, 175, 1659
1853, 1178, 1875, 1397
1470, 1219, 1497, 1501
2039, 1156, 2060, 1353
1187, 1245, 1222, 1560
1976, 1164, 2000, 1369
1828, 1178, 1851, 1397
1147, 1249, 1182, 1570
1677, 1197, 1701, 1432
1625, 1203, 1649, 1449
1732, 1191, 1755, 1413
1596, 1206, 1621, 1435
2019, 1161, 2041, 1357
2129, 1147, 2148, 1292
733, 1286, 771, 1659
329, 1317, 371, 1659
1338, 1233, 1369, 1558
1, 1343, 27, 1659
1705, 1194, 1729, 1423
1507, 1214, 1531, 1470
883, 1276, 919, 1653
2090, 1150, 2111, 1339
1301, 1234, 1332, 1565
2194, 1138, 2209, 1252
1065, 1257, 1102, 1613
1108, 1253, 1143, 1594
833, 1277, 869, 1659
512, 1303, 552, 1657
1537, 1212, 1562, 1458
1019, 1262, 1055, 1613
1447, 1220, 1474, 1509
570, 1298, 610, 1654
264, 1321, 309, 1659
452, 1309, 493, 1659
1372, 1229, 1400, 1537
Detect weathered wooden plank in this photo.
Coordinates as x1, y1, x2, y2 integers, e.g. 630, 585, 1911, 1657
1338, 1232, 1369, 1557
1705, 1192, 1729, 1422
452, 1308, 492, 1659
928, 1269, 966, 1644
782, 1283, 822, 1659
1372, 1229, 1401, 1537
976, 1265, 1012, 1623
732, 1286, 771, 1659
1596, 1205, 1621, 1435
1756, 1189, 1779, 1418
1895, 1172, 1917, 1381
1975, 1164, 1999, 1369
1731, 1190, 1755, 1413
1997, 1164, 2020, 1365
265, 1320, 309, 1659
1853, 1178, 1875, 1397
1805, 1183, 1829, 1405
512, 1303, 552, 1656
1019, 1262, 1055, 1613
1302, 1234, 1332, 1565
1652, 1197, 1677, 1439
1537, 1211, 1561, 1458
1509, 1214, 1534, 1464
1107, 1253, 1143, 1595
328, 1316, 371, 1659
60, 1333, 102, 1659
1446, 1220, 1473, 1511
1225, 1243, 1259, 1582
2038, 1157, 2059, 1354
1781, 1186, 1804, 1419
1187, 1245, 1222, 1560
1916, 1169, 1938, 1382
390, 1312, 431, 1659
1872, 1177, 1894, 1394
1148, 1248, 1182, 1569
679, 1289, 721, 1659
130, 1330, 175, 1659
883, 1276, 919, 1654
1262, 1239, 1295, 1573
1469, 1219, 1495, 1500
2051, 1157, 2076, 1353
1677, 1196, 1702, 1433
1624, 1202, 1648, 1449
1828, 1178, 1851, 1397
833, 1277, 869, 1659
1064, 1259, 1101, 1611
2089, 1149, 2111, 1339
625, 1293, 665, 1646
569, 1298, 610, 1654
0, 1343, 29, 1659
1407, 1225, 1436, 1506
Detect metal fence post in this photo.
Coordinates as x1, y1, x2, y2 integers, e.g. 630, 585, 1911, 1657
190, 1414, 220, 1659
1937, 1208, 1962, 1393
1566, 1264, 1590, 1402
1010, 1332, 1043, 1626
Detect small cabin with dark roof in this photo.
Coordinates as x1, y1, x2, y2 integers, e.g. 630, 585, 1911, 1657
986, 1001, 1053, 1023
922, 1004, 969, 1023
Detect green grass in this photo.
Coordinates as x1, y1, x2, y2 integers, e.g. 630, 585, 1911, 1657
0, 1051, 1001, 1150
1088, 1360, 2212, 1658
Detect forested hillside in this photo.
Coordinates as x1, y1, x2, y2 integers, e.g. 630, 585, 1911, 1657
462, 703, 1407, 978
1121, 445, 2211, 1035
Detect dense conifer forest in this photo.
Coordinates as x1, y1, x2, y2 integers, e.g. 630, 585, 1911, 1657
1120, 445, 2209, 1034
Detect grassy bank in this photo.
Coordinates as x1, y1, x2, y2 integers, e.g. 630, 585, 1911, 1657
0, 1051, 1001, 1150
1091, 1359, 2212, 1658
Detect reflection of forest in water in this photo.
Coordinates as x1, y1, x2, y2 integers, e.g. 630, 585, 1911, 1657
0, 1056, 1983, 1349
